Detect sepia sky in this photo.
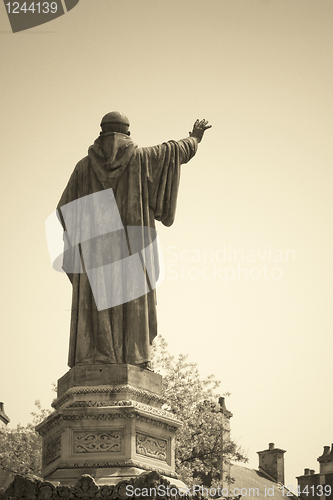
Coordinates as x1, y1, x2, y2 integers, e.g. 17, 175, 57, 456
1, 0, 333, 489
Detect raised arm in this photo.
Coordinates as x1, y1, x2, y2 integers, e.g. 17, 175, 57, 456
189, 119, 212, 143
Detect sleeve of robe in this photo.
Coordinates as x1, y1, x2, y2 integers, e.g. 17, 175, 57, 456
56, 162, 82, 284
138, 137, 198, 226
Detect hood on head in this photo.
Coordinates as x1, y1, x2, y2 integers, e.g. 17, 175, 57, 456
89, 132, 137, 171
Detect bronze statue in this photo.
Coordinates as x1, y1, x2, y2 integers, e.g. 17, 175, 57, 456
57, 112, 211, 368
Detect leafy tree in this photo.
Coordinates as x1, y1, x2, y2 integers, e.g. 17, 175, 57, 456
0, 400, 51, 477
151, 335, 247, 486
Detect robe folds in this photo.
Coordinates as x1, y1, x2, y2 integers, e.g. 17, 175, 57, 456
57, 132, 197, 367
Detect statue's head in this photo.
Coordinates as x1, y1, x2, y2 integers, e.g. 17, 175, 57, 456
100, 111, 130, 136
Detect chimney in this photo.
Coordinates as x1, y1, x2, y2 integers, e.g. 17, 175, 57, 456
218, 397, 233, 419
218, 397, 233, 488
257, 443, 286, 484
318, 444, 333, 474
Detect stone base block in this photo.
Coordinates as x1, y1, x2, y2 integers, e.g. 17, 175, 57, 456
54, 364, 165, 410
57, 364, 162, 398
36, 365, 182, 486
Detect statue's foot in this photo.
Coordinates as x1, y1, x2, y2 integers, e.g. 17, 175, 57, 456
140, 361, 154, 371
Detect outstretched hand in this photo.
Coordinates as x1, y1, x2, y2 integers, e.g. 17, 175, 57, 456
189, 119, 212, 143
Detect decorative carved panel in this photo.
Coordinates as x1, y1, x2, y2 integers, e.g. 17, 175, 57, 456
45, 435, 61, 465
73, 430, 122, 453
136, 432, 167, 462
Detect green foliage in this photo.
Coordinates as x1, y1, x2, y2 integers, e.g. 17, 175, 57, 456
0, 400, 51, 476
151, 335, 247, 486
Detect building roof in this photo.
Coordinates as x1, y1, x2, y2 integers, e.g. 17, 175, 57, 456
228, 463, 297, 500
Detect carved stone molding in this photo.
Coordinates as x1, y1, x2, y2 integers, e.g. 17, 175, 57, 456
45, 459, 179, 479
52, 385, 166, 410
74, 430, 123, 453
36, 413, 60, 437
64, 399, 178, 421
136, 433, 167, 462
37, 407, 180, 437
65, 400, 134, 408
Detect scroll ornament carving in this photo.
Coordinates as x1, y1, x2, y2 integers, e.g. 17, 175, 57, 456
45, 435, 61, 465
74, 431, 122, 453
136, 433, 167, 461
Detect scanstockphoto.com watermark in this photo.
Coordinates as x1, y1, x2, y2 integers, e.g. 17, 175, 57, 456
166, 245, 295, 283
125, 484, 262, 498
125, 484, 332, 498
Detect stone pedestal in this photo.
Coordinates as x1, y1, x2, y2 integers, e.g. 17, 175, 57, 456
36, 364, 182, 486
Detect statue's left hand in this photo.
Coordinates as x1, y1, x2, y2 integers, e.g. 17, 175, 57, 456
189, 119, 212, 143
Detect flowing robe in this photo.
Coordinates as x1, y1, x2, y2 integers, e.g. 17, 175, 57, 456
57, 132, 197, 367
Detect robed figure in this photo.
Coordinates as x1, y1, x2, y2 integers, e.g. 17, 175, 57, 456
57, 112, 211, 368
